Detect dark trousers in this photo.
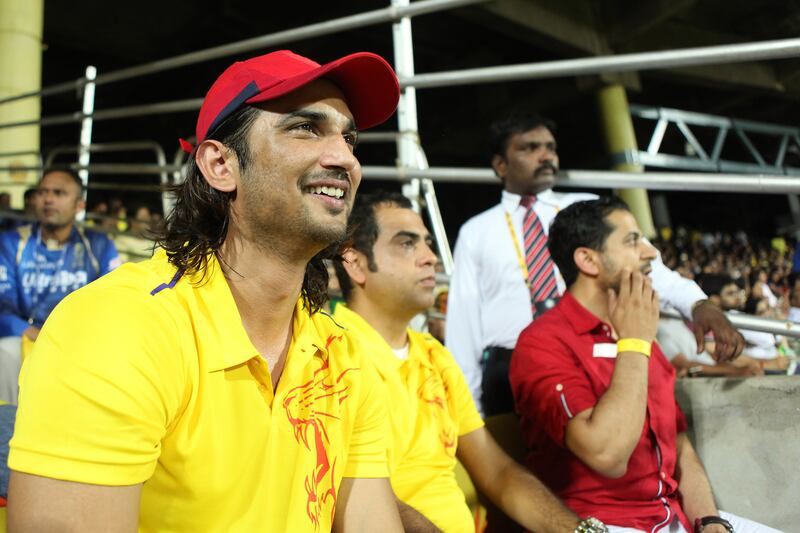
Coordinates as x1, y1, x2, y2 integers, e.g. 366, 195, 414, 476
479, 353, 523, 533
481, 346, 516, 417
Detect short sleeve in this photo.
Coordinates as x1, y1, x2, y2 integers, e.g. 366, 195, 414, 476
445, 224, 486, 412
9, 284, 189, 485
99, 236, 122, 273
434, 342, 484, 437
510, 324, 597, 446
341, 355, 390, 479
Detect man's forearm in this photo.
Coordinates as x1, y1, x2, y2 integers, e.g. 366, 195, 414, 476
675, 434, 719, 523
396, 499, 442, 533
492, 461, 579, 533
568, 351, 649, 474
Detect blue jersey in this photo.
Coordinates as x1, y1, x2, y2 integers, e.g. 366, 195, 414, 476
0, 224, 120, 337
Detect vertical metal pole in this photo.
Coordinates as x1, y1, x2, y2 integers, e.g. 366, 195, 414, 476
77, 65, 96, 221
390, 0, 454, 274
391, 0, 421, 210
786, 194, 800, 241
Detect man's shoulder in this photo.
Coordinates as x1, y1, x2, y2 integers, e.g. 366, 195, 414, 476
540, 190, 598, 209
309, 309, 362, 359
518, 306, 576, 349
459, 203, 504, 234
60, 255, 184, 318
0, 224, 29, 245
408, 329, 459, 368
81, 227, 117, 246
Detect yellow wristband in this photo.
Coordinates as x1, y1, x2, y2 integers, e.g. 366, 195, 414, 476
617, 338, 652, 357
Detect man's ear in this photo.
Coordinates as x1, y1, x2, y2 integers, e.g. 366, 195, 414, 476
196, 140, 238, 193
341, 249, 367, 286
573, 247, 600, 278
491, 154, 507, 179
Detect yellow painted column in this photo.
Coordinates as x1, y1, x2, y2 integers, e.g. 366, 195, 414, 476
596, 83, 656, 238
0, 0, 43, 208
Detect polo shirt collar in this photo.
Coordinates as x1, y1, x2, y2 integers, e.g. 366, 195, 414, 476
185, 254, 258, 372
559, 291, 607, 335
501, 188, 557, 213
32, 223, 80, 247
333, 304, 404, 377
291, 299, 335, 365
404, 329, 438, 371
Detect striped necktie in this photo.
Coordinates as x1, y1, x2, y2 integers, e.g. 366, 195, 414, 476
521, 195, 559, 306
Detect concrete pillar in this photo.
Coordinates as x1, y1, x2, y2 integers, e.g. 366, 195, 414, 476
596, 83, 656, 238
0, 0, 43, 208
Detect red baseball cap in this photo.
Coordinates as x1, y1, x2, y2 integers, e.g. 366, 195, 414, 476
192, 50, 400, 146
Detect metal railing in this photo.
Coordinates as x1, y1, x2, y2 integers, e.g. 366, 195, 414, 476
44, 141, 174, 214
661, 309, 800, 339
0, 3, 798, 339
404, 37, 800, 89
627, 105, 800, 176
0, 0, 488, 107
362, 167, 800, 194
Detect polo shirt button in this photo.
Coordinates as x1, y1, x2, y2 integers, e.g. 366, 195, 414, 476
555, 384, 563, 391
660, 471, 666, 480
259, 385, 267, 392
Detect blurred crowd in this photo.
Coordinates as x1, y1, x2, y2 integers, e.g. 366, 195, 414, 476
654, 227, 796, 318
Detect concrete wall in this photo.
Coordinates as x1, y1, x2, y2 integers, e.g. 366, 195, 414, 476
675, 376, 800, 532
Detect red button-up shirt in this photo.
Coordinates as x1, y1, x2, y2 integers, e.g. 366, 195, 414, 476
509, 292, 690, 532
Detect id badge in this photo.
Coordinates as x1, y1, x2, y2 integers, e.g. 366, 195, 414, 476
592, 343, 617, 358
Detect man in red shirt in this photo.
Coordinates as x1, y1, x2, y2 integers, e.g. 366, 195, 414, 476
509, 197, 780, 533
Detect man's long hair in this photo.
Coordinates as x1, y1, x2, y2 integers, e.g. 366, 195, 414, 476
154, 105, 335, 313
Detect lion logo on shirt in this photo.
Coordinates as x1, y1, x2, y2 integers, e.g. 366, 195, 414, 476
283, 334, 357, 530
417, 353, 457, 457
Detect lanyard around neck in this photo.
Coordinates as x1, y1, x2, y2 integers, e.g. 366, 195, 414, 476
504, 209, 530, 288
28, 229, 71, 325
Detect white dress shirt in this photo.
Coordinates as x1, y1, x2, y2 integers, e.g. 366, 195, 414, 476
657, 313, 716, 366
445, 189, 707, 412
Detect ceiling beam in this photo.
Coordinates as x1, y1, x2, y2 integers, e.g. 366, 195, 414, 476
607, 0, 698, 47
470, 0, 640, 89
480, 0, 611, 56
620, 21, 787, 94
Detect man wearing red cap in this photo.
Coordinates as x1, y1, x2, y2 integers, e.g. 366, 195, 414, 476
8, 50, 406, 532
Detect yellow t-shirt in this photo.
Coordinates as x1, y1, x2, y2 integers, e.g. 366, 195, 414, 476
333, 304, 484, 533
10, 251, 388, 532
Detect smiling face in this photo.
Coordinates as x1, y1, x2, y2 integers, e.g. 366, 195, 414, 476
231, 79, 361, 252
493, 126, 559, 196
596, 209, 658, 292
360, 204, 438, 317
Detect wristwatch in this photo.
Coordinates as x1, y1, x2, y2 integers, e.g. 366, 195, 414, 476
574, 516, 608, 533
688, 365, 704, 377
694, 515, 734, 532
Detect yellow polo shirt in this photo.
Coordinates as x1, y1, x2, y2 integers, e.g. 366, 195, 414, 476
10, 251, 388, 532
333, 304, 484, 533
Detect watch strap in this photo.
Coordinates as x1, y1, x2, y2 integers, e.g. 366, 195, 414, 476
694, 515, 734, 533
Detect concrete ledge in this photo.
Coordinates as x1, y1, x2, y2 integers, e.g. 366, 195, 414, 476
675, 376, 800, 531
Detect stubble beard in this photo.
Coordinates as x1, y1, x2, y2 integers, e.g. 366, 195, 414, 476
40, 217, 72, 233
602, 256, 653, 294
239, 170, 350, 257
